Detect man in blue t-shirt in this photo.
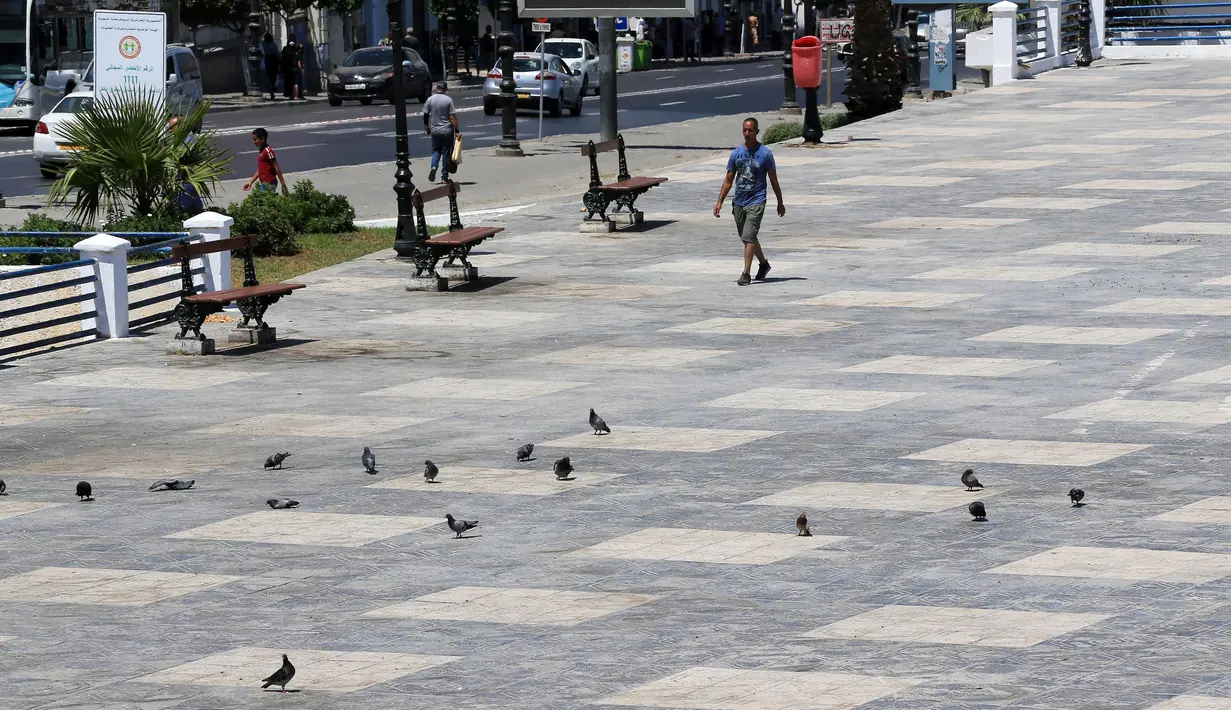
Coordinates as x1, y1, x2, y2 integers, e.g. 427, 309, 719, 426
713, 117, 786, 285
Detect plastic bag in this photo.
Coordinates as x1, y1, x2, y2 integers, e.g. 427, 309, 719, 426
451, 134, 464, 166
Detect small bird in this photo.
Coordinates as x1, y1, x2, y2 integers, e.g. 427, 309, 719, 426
264, 452, 291, 470
0, 479, 7, 495
589, 408, 611, 435
796, 511, 811, 536
266, 498, 299, 509
424, 460, 439, 483
516, 443, 535, 462
148, 479, 195, 491
554, 456, 574, 480
1069, 488, 1086, 507
969, 501, 987, 521
445, 513, 478, 538
362, 446, 377, 474
961, 468, 983, 491
260, 654, 296, 693
75, 481, 93, 502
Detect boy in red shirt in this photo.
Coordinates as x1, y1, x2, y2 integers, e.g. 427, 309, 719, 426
243, 128, 289, 195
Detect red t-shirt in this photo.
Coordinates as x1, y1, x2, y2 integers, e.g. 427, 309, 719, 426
256, 146, 278, 184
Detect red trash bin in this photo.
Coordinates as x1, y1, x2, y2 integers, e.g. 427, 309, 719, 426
792, 36, 822, 89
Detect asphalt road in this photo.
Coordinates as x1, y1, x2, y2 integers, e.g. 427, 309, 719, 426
0, 60, 844, 198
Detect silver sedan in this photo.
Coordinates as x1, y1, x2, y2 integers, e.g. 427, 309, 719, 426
482, 52, 583, 118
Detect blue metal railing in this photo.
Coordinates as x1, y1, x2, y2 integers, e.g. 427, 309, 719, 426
1107, 0, 1231, 43
125, 248, 204, 331
1017, 6, 1049, 60
0, 258, 99, 358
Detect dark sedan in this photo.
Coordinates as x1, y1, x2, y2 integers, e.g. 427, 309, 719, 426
327, 46, 431, 106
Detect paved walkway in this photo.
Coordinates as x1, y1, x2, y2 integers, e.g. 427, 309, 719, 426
5, 59, 1231, 709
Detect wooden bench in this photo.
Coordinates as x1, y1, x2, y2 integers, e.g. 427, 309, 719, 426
410, 181, 504, 279
580, 134, 668, 225
171, 235, 304, 343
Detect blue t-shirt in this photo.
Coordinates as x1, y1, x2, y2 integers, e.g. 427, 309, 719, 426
726, 143, 776, 207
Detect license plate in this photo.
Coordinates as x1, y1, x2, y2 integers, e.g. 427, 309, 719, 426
344, 83, 366, 90
58, 145, 83, 151
516, 93, 530, 99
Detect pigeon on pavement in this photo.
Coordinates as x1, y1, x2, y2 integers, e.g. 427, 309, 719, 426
261, 654, 296, 693
1069, 488, 1086, 507
148, 479, 195, 491
961, 468, 983, 491
589, 408, 610, 435
76, 481, 93, 502
0, 479, 7, 495
266, 498, 299, 509
445, 513, 478, 538
424, 460, 439, 483
969, 501, 987, 521
554, 456, 574, 480
362, 446, 377, 474
516, 443, 535, 462
264, 452, 291, 470
796, 511, 811, 536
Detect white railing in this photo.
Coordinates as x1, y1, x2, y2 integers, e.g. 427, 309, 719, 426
967, 0, 1106, 85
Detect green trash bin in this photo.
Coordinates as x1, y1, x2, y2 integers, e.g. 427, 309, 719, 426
633, 40, 652, 70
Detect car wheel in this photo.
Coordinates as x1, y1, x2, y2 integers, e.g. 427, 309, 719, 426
418, 80, 430, 103
484, 98, 497, 116
360, 97, 373, 106
39, 166, 56, 179
549, 92, 562, 118
328, 97, 343, 106
580, 76, 589, 96
569, 91, 582, 116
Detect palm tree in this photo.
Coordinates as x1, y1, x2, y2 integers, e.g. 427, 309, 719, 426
48, 91, 230, 226
844, 0, 903, 120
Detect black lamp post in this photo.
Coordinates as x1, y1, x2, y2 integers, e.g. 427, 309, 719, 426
495, 0, 523, 156
1075, 0, 1093, 66
443, 1, 461, 82
779, 0, 799, 113
387, 0, 417, 257
904, 9, 923, 98
801, 0, 821, 143
724, 0, 738, 56
245, 2, 262, 96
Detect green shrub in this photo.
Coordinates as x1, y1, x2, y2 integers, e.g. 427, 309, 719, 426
761, 122, 804, 144
292, 180, 356, 234
225, 189, 302, 256
103, 210, 185, 234
0, 214, 85, 266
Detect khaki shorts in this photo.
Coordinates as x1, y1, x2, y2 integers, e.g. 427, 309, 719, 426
732, 203, 765, 244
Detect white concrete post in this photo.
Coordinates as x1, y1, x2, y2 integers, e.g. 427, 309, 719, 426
74, 234, 130, 339
182, 210, 233, 293
990, 1, 1019, 85
1089, 0, 1105, 58
1037, 0, 1061, 61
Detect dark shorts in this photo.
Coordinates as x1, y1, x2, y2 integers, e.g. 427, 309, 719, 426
732, 203, 765, 244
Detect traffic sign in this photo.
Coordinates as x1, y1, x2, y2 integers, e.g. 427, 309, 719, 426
819, 18, 854, 43
532, 21, 552, 33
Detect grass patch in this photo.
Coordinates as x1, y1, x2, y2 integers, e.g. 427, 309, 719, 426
233, 226, 445, 287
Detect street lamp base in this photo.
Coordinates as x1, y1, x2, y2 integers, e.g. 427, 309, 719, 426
494, 145, 524, 157
778, 106, 801, 115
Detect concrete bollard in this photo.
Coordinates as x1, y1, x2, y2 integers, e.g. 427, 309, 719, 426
74, 234, 130, 339
1089, 0, 1105, 59
990, 1, 1020, 86
182, 211, 233, 293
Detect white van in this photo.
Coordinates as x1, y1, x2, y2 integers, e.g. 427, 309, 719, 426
78, 44, 204, 117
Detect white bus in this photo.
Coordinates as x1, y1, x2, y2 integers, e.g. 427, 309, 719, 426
0, 0, 93, 128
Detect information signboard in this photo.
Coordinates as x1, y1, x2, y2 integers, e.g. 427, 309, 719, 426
93, 10, 166, 104
819, 19, 854, 43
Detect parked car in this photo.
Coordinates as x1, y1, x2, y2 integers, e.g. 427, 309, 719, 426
43, 50, 94, 96
327, 46, 431, 106
532, 38, 599, 95
483, 52, 583, 117
77, 44, 205, 124
32, 91, 94, 179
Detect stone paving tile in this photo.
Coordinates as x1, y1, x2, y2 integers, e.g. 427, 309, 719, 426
704, 387, 924, 412
359, 376, 588, 400
9, 60, 1231, 710
909, 265, 1095, 281
802, 604, 1111, 648
0, 567, 240, 605
362, 586, 657, 626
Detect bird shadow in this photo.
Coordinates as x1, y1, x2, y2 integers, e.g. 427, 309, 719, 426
262, 689, 303, 694
556, 477, 575, 482
454, 534, 482, 539
1072, 503, 1086, 508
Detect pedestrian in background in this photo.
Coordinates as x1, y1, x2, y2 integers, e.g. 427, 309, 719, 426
378, 31, 393, 46
243, 128, 289, 196
261, 32, 280, 100
280, 33, 303, 100
712, 117, 785, 286
480, 25, 495, 71
422, 82, 461, 184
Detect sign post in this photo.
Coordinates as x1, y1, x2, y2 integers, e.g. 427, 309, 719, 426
93, 10, 167, 105
818, 19, 852, 109
533, 20, 549, 140
928, 6, 956, 95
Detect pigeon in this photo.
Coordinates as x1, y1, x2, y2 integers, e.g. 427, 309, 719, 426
266, 498, 299, 509
516, 443, 535, 462
362, 446, 377, 474
969, 500, 987, 522
75, 481, 93, 502
961, 468, 983, 491
264, 452, 291, 470
796, 511, 811, 536
260, 654, 296, 693
424, 460, 439, 483
148, 479, 195, 491
554, 456, 574, 480
589, 408, 610, 435
445, 513, 478, 538
0, 479, 6, 495
1069, 488, 1086, 507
